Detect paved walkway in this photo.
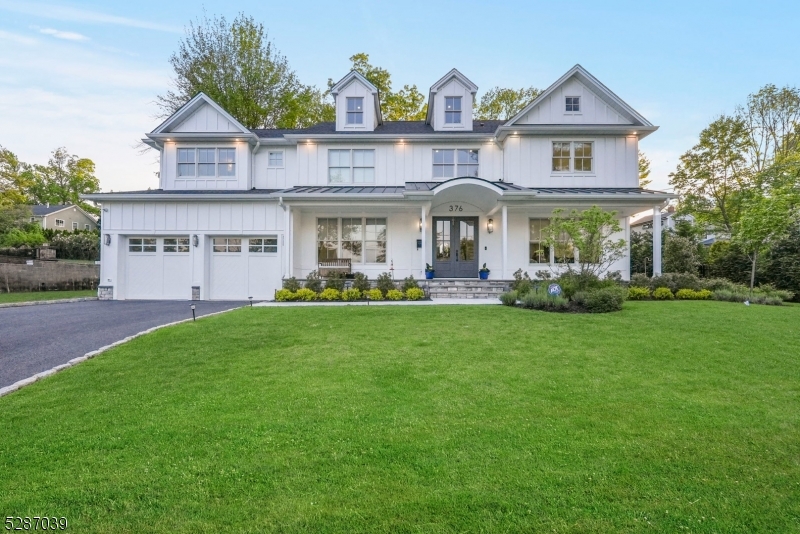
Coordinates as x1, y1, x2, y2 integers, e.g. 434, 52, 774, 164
255, 298, 500, 307
0, 300, 245, 389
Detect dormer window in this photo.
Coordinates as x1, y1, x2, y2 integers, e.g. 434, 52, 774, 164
565, 96, 580, 112
445, 97, 462, 123
346, 97, 364, 124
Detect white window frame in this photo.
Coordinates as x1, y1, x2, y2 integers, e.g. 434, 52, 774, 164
248, 237, 278, 254
565, 96, 581, 113
346, 97, 364, 125
267, 151, 284, 168
129, 237, 157, 253
212, 238, 242, 253
317, 217, 387, 264
444, 96, 462, 124
55, 219, 65, 227
327, 149, 375, 184
528, 219, 576, 265
163, 237, 190, 253
177, 148, 237, 178
551, 141, 593, 174
72, 222, 78, 230
432, 149, 479, 179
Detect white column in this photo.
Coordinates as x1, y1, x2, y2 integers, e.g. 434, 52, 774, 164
420, 205, 427, 276
288, 207, 294, 278
652, 205, 662, 276
501, 204, 508, 279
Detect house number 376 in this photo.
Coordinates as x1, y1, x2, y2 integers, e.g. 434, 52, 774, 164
448, 205, 463, 212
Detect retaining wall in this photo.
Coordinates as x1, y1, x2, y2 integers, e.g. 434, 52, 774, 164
0, 261, 99, 293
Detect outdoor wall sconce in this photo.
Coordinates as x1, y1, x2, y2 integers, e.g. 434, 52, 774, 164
419, 218, 422, 232
487, 219, 494, 233
103, 234, 111, 246
192, 235, 199, 247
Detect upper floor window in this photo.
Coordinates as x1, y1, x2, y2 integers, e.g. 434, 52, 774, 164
445, 97, 462, 123
433, 149, 479, 179
346, 97, 364, 124
552, 141, 593, 173
268, 151, 283, 168
328, 149, 375, 184
84, 224, 90, 230
177, 148, 236, 178
565, 96, 580, 112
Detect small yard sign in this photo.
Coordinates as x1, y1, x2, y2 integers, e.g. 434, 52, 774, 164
547, 283, 562, 297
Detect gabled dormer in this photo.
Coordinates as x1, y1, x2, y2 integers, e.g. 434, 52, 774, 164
330, 71, 383, 132
425, 69, 478, 132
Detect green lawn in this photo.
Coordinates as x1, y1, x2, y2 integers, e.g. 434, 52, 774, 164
1, 302, 798, 533
0, 289, 96, 304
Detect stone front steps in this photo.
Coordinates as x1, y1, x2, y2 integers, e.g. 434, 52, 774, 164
423, 278, 512, 299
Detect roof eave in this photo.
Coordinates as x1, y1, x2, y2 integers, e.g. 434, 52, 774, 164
494, 125, 658, 141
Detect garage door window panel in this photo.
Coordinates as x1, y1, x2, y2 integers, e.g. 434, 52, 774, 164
213, 238, 241, 253
164, 238, 190, 253
249, 237, 278, 253
129, 238, 156, 252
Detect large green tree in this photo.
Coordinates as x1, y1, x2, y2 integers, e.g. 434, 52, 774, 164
0, 146, 32, 206
474, 86, 539, 120
159, 13, 333, 129
738, 84, 800, 173
27, 148, 100, 213
638, 150, 652, 188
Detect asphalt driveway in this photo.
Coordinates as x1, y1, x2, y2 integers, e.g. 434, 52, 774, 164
0, 300, 246, 389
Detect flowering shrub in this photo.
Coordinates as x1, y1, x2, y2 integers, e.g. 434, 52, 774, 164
653, 287, 674, 300
341, 288, 361, 301
295, 288, 317, 301
627, 286, 651, 300
318, 288, 341, 301
386, 289, 403, 301
405, 287, 425, 300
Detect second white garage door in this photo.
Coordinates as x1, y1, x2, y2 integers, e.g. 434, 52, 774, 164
209, 236, 282, 300
126, 236, 192, 299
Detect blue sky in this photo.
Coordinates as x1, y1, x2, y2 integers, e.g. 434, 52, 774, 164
0, 0, 798, 192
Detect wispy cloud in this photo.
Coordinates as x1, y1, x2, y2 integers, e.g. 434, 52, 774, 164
38, 27, 89, 41
0, 1, 182, 34
0, 29, 37, 45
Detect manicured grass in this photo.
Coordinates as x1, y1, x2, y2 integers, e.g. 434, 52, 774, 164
1, 302, 799, 532
0, 289, 96, 304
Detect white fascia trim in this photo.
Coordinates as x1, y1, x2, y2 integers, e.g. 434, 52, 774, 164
147, 132, 259, 143
278, 194, 406, 201
82, 193, 280, 201
329, 71, 379, 95
283, 134, 493, 143
426, 68, 479, 125
150, 92, 252, 135
494, 125, 658, 141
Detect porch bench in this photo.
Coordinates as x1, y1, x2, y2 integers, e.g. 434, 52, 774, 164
318, 258, 352, 277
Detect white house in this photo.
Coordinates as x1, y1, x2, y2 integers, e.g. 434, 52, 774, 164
84, 65, 670, 300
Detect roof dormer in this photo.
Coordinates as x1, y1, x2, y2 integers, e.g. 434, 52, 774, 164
425, 69, 478, 132
330, 70, 383, 132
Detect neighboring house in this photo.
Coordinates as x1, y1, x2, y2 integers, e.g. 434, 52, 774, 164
84, 64, 671, 301
30, 204, 99, 231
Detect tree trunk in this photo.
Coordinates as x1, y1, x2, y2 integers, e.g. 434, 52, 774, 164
749, 250, 757, 298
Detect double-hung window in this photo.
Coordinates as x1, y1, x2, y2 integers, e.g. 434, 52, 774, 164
55, 219, 65, 227
129, 238, 156, 252
346, 97, 364, 124
328, 149, 375, 184
178, 148, 196, 177
551, 142, 593, 173
72, 222, 78, 230
249, 237, 278, 253
163, 238, 190, 253
218, 149, 236, 176
198, 149, 215, 176
433, 149, 479, 178
317, 217, 387, 264
212, 238, 241, 253
177, 148, 236, 177
445, 96, 462, 123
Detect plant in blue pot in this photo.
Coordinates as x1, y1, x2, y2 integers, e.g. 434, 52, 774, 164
425, 263, 435, 280
479, 263, 490, 280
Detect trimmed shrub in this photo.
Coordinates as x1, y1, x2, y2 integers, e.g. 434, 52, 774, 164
305, 270, 322, 293
275, 289, 296, 302
653, 287, 674, 300
283, 277, 301, 292
675, 288, 713, 300
401, 276, 419, 292
499, 291, 518, 306
629, 273, 651, 289
318, 288, 341, 301
516, 279, 533, 296
376, 273, 396, 296
386, 289, 403, 301
325, 271, 346, 291
341, 288, 361, 301
699, 277, 736, 292
295, 288, 316, 301
405, 287, 425, 301
352, 272, 371, 292
366, 288, 384, 301
696, 289, 713, 300
627, 286, 651, 300
574, 286, 626, 313
520, 293, 569, 311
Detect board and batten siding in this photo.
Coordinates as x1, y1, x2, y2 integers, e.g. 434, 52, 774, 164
430, 78, 474, 131
517, 78, 632, 125
105, 201, 283, 233
172, 102, 244, 133
161, 142, 251, 190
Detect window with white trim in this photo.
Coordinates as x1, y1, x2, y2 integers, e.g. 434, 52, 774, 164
129, 238, 156, 252
565, 96, 580, 112
163, 238, 190, 253
212, 238, 241, 252
346, 97, 364, 124
433, 149, 479, 179
177, 148, 236, 178
249, 237, 278, 253
55, 219, 65, 227
529, 219, 575, 264
268, 151, 283, 167
552, 142, 593, 173
328, 149, 375, 184
445, 96, 462, 123
72, 222, 78, 230
317, 217, 386, 263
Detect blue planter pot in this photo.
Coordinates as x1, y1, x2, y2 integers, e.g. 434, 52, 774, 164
425, 271, 434, 279
479, 271, 489, 280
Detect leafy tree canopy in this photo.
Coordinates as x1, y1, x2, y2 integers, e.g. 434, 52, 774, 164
474, 86, 540, 120
27, 148, 100, 214
0, 146, 32, 206
638, 150, 651, 188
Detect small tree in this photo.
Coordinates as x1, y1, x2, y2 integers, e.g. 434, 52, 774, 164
543, 206, 626, 278
662, 232, 700, 274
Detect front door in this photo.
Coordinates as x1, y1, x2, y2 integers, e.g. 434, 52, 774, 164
432, 217, 479, 278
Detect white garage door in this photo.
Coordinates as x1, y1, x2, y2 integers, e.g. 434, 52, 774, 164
210, 236, 282, 300
126, 237, 192, 299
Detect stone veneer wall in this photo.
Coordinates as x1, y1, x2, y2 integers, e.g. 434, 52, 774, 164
0, 261, 99, 293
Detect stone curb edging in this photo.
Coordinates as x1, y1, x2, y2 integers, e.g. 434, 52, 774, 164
0, 297, 99, 309
0, 306, 242, 398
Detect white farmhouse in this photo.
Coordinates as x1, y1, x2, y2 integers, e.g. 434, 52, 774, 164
85, 65, 670, 300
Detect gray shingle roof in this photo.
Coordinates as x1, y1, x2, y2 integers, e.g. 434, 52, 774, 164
30, 204, 72, 216
251, 120, 505, 139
